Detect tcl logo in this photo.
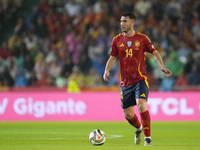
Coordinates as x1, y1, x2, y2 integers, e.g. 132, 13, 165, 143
148, 98, 194, 115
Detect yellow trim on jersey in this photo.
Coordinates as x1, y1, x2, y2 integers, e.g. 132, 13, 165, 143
112, 33, 123, 45
137, 32, 151, 42
113, 33, 123, 39
138, 63, 149, 89
136, 32, 146, 36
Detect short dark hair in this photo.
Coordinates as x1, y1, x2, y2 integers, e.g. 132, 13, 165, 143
121, 12, 136, 21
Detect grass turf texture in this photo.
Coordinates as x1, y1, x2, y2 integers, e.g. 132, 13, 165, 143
0, 122, 199, 150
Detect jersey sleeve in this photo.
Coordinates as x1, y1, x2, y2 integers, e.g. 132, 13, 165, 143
144, 35, 156, 53
110, 37, 118, 57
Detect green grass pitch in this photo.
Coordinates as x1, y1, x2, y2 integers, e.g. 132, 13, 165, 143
0, 122, 200, 150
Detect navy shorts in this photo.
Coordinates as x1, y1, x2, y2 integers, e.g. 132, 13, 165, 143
120, 80, 149, 109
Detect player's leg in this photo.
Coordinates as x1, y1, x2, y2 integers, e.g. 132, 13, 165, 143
135, 80, 152, 146
136, 98, 152, 146
123, 106, 143, 145
120, 85, 142, 145
123, 106, 141, 128
121, 85, 141, 129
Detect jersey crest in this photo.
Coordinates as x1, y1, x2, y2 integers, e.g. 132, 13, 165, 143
127, 41, 132, 47
135, 40, 140, 50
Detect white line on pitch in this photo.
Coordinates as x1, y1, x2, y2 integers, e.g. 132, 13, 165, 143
1, 134, 124, 140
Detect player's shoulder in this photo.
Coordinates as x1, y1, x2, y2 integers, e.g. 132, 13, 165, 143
136, 32, 147, 38
136, 32, 151, 41
111, 33, 123, 45
113, 33, 123, 40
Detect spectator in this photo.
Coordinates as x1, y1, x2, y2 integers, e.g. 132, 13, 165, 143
77, 53, 91, 75
4, 56, 18, 81
166, 46, 184, 78
62, 58, 74, 78
93, 0, 108, 14
28, 71, 38, 86
152, 0, 165, 21
184, 55, 194, 76
55, 72, 67, 88
92, 54, 106, 76
85, 67, 103, 87
26, 5, 43, 30
45, 47, 57, 64
34, 52, 48, 80
34, 16, 48, 39
72, 12, 84, 32
8, 33, 23, 51
192, 20, 200, 40
14, 68, 28, 87
23, 31, 38, 51
68, 66, 85, 87
0, 58, 5, 74
88, 39, 104, 62
0, 41, 12, 60
193, 42, 200, 60
134, 0, 152, 18
177, 41, 191, 64
64, 0, 81, 17
188, 64, 200, 85
174, 71, 188, 90
14, 18, 26, 35
0, 0, 22, 28
0, 6, 4, 29
38, 0, 50, 15
159, 76, 175, 91
83, 6, 95, 27
1, 67, 14, 87
23, 54, 34, 72
166, 0, 182, 22
65, 29, 82, 63
48, 60, 62, 79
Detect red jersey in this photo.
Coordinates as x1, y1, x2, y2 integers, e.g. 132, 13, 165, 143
110, 32, 155, 87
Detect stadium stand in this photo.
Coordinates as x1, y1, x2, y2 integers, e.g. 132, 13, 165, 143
0, 0, 200, 92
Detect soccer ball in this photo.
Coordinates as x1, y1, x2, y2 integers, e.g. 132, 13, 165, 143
89, 129, 106, 146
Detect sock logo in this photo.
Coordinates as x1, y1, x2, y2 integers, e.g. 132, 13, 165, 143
142, 121, 148, 125
143, 127, 149, 130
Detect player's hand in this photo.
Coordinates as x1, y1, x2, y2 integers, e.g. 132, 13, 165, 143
103, 71, 110, 82
161, 67, 172, 77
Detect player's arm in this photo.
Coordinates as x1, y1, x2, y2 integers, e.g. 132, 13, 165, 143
103, 55, 117, 82
152, 50, 172, 77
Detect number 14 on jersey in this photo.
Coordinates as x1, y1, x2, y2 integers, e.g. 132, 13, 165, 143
125, 49, 133, 57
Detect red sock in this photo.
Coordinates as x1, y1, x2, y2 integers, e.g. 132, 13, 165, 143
140, 110, 151, 137
127, 114, 141, 129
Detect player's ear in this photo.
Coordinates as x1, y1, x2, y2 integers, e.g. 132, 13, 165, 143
132, 20, 135, 26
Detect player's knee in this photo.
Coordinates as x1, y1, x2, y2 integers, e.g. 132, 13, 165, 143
124, 112, 134, 120
137, 102, 147, 113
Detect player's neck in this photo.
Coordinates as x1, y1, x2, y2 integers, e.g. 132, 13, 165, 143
123, 30, 135, 37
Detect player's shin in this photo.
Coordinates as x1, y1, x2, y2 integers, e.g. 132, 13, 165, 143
140, 110, 151, 137
127, 114, 141, 129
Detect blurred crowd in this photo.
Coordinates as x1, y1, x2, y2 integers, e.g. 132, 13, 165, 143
0, 0, 23, 29
0, 0, 200, 91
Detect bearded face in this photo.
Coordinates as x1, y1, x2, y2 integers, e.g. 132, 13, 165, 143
120, 16, 134, 33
